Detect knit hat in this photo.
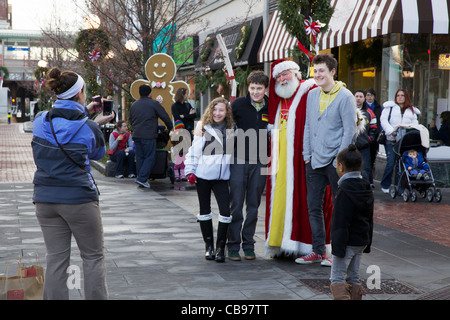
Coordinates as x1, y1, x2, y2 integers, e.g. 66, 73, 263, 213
268, 59, 301, 124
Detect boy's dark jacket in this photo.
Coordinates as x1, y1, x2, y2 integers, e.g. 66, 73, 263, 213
231, 93, 269, 162
331, 175, 374, 257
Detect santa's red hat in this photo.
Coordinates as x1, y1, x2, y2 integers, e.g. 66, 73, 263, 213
268, 59, 300, 124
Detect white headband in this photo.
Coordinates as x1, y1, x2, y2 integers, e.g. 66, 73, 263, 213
56, 75, 85, 99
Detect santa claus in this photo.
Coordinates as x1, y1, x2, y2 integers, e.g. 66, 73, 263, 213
265, 59, 333, 258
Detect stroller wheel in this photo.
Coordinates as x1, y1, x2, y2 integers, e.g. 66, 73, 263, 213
410, 190, 418, 202
402, 189, 410, 202
389, 186, 397, 199
426, 188, 434, 202
435, 189, 442, 202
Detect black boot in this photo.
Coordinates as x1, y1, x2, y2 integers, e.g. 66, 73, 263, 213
215, 221, 229, 263
199, 219, 215, 260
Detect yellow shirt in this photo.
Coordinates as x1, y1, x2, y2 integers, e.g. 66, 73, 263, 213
319, 81, 346, 115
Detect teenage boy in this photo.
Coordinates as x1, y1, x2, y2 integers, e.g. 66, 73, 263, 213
227, 70, 269, 261
298, 53, 357, 265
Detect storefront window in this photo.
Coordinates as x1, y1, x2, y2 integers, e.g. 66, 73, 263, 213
380, 34, 450, 128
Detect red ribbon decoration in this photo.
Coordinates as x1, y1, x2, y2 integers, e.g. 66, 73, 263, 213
297, 40, 314, 62
88, 50, 101, 62
304, 18, 323, 46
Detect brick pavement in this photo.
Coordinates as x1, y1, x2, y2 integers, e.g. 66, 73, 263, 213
0, 122, 35, 183
1, 121, 449, 249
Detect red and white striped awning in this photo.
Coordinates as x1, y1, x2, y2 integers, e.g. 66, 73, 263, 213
319, 0, 450, 50
257, 10, 297, 63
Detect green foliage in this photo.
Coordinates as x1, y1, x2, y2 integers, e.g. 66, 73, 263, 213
0, 66, 9, 79
278, 0, 334, 58
235, 25, 252, 60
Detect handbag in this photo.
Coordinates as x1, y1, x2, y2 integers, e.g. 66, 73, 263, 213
377, 107, 393, 145
377, 130, 387, 145
0, 256, 44, 300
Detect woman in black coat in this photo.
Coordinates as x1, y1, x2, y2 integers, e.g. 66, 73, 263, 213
171, 87, 196, 138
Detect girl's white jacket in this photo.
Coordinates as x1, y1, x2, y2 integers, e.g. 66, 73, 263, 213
184, 121, 234, 180
380, 101, 420, 141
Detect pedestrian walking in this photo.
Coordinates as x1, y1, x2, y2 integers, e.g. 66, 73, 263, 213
330, 144, 374, 300
184, 97, 235, 262
31, 67, 113, 300
129, 84, 173, 188
299, 53, 357, 266
379, 89, 419, 193
227, 70, 269, 261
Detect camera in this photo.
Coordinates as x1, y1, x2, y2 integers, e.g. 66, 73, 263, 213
103, 100, 113, 116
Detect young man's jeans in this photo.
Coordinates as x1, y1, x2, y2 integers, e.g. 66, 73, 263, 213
305, 162, 339, 256
35, 201, 108, 300
134, 138, 156, 183
330, 245, 366, 285
380, 141, 396, 189
227, 162, 267, 251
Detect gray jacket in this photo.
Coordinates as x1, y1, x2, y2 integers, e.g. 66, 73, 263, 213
303, 86, 357, 169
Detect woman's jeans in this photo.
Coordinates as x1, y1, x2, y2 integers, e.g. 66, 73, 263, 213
380, 141, 396, 189
35, 202, 108, 300
330, 245, 366, 285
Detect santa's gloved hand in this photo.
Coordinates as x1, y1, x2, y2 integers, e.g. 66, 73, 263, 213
186, 173, 197, 185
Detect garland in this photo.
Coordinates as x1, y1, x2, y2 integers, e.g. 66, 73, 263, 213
235, 25, 252, 60
278, 0, 333, 60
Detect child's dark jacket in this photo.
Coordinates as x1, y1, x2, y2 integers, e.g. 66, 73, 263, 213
331, 173, 374, 258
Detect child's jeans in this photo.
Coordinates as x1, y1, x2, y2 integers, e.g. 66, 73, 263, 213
330, 245, 366, 285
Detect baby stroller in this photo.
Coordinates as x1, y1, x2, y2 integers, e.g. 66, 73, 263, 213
149, 124, 175, 184
389, 127, 442, 202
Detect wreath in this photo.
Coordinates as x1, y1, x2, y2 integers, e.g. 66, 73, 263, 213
278, 0, 333, 60
74, 28, 111, 62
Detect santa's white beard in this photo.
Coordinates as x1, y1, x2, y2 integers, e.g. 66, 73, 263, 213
275, 77, 300, 99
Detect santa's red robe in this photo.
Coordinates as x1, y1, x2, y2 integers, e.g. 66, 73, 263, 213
265, 78, 333, 257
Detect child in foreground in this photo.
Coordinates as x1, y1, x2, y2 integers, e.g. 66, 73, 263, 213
330, 144, 374, 300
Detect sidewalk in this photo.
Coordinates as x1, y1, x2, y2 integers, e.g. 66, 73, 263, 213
1, 122, 449, 302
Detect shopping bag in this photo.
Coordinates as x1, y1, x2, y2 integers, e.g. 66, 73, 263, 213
0, 258, 44, 300
16, 254, 45, 300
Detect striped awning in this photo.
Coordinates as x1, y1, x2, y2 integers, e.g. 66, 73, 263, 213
320, 0, 450, 50
257, 10, 297, 63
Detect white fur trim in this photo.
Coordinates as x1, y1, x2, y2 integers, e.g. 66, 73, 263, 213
218, 214, 232, 223
272, 61, 300, 79
197, 213, 212, 221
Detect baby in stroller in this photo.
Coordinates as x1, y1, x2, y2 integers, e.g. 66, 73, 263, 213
403, 149, 431, 180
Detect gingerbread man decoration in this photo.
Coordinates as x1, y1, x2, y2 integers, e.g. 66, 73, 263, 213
130, 53, 189, 119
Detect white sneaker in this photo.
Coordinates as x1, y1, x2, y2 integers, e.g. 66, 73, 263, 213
321, 257, 332, 267
135, 179, 150, 188
381, 188, 389, 194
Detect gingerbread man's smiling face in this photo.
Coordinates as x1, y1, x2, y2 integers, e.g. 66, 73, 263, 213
146, 53, 176, 84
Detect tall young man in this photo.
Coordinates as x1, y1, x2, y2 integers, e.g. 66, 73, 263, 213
299, 54, 357, 265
